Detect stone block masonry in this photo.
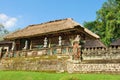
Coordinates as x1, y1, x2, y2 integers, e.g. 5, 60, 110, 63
0, 57, 120, 73
67, 62, 120, 73
0, 57, 67, 72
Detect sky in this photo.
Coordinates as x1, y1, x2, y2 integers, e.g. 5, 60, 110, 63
0, 0, 107, 31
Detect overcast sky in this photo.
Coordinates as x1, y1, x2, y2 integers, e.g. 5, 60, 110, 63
0, 0, 107, 31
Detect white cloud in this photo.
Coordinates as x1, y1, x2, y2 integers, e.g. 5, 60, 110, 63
3, 18, 17, 28
0, 13, 17, 28
0, 13, 8, 21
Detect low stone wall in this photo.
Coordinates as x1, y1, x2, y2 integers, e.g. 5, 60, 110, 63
0, 62, 4, 70
0, 57, 120, 73
67, 62, 120, 73
0, 57, 67, 72
82, 47, 120, 60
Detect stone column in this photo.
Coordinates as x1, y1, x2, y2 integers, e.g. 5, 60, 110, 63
50, 48, 52, 55
57, 47, 62, 54
118, 46, 120, 49
66, 47, 69, 55
56, 36, 62, 54
30, 41, 32, 50
23, 40, 28, 50
0, 47, 2, 58
11, 41, 15, 51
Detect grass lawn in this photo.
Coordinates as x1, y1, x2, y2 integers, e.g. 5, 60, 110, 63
0, 71, 120, 80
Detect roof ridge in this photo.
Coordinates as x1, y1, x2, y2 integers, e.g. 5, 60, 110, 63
28, 18, 73, 27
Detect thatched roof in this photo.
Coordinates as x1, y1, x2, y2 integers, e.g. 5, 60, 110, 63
110, 38, 120, 46
4, 18, 100, 40
83, 40, 106, 48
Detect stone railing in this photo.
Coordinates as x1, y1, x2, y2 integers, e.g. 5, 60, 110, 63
82, 46, 120, 60
1, 46, 73, 58
1, 46, 120, 61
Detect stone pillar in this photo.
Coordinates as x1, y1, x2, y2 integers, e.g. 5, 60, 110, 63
102, 47, 105, 50
118, 46, 120, 49
66, 47, 69, 55
11, 41, 15, 51
91, 48, 93, 51
50, 48, 52, 55
23, 40, 28, 50
84, 48, 86, 51
48, 38, 51, 48
57, 47, 62, 54
0, 47, 1, 58
30, 41, 32, 50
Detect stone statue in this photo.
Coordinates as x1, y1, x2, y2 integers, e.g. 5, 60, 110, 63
72, 35, 81, 60
74, 35, 80, 43
58, 36, 62, 46
43, 37, 47, 48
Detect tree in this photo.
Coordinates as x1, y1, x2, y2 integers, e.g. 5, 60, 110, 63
0, 24, 9, 41
84, 0, 120, 46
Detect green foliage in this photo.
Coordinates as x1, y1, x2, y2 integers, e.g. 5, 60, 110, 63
0, 24, 9, 41
84, 0, 120, 46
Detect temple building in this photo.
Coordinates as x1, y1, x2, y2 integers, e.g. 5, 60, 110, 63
3, 18, 104, 56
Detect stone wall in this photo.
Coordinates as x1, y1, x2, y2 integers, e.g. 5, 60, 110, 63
82, 47, 120, 60
0, 46, 120, 73
0, 57, 120, 73
67, 62, 120, 73
0, 56, 67, 72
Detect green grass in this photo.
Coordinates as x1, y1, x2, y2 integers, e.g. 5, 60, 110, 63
0, 71, 119, 80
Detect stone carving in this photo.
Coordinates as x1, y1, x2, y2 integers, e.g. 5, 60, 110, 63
58, 36, 62, 46
23, 40, 28, 50
72, 35, 81, 60
43, 37, 47, 48
73, 35, 80, 43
